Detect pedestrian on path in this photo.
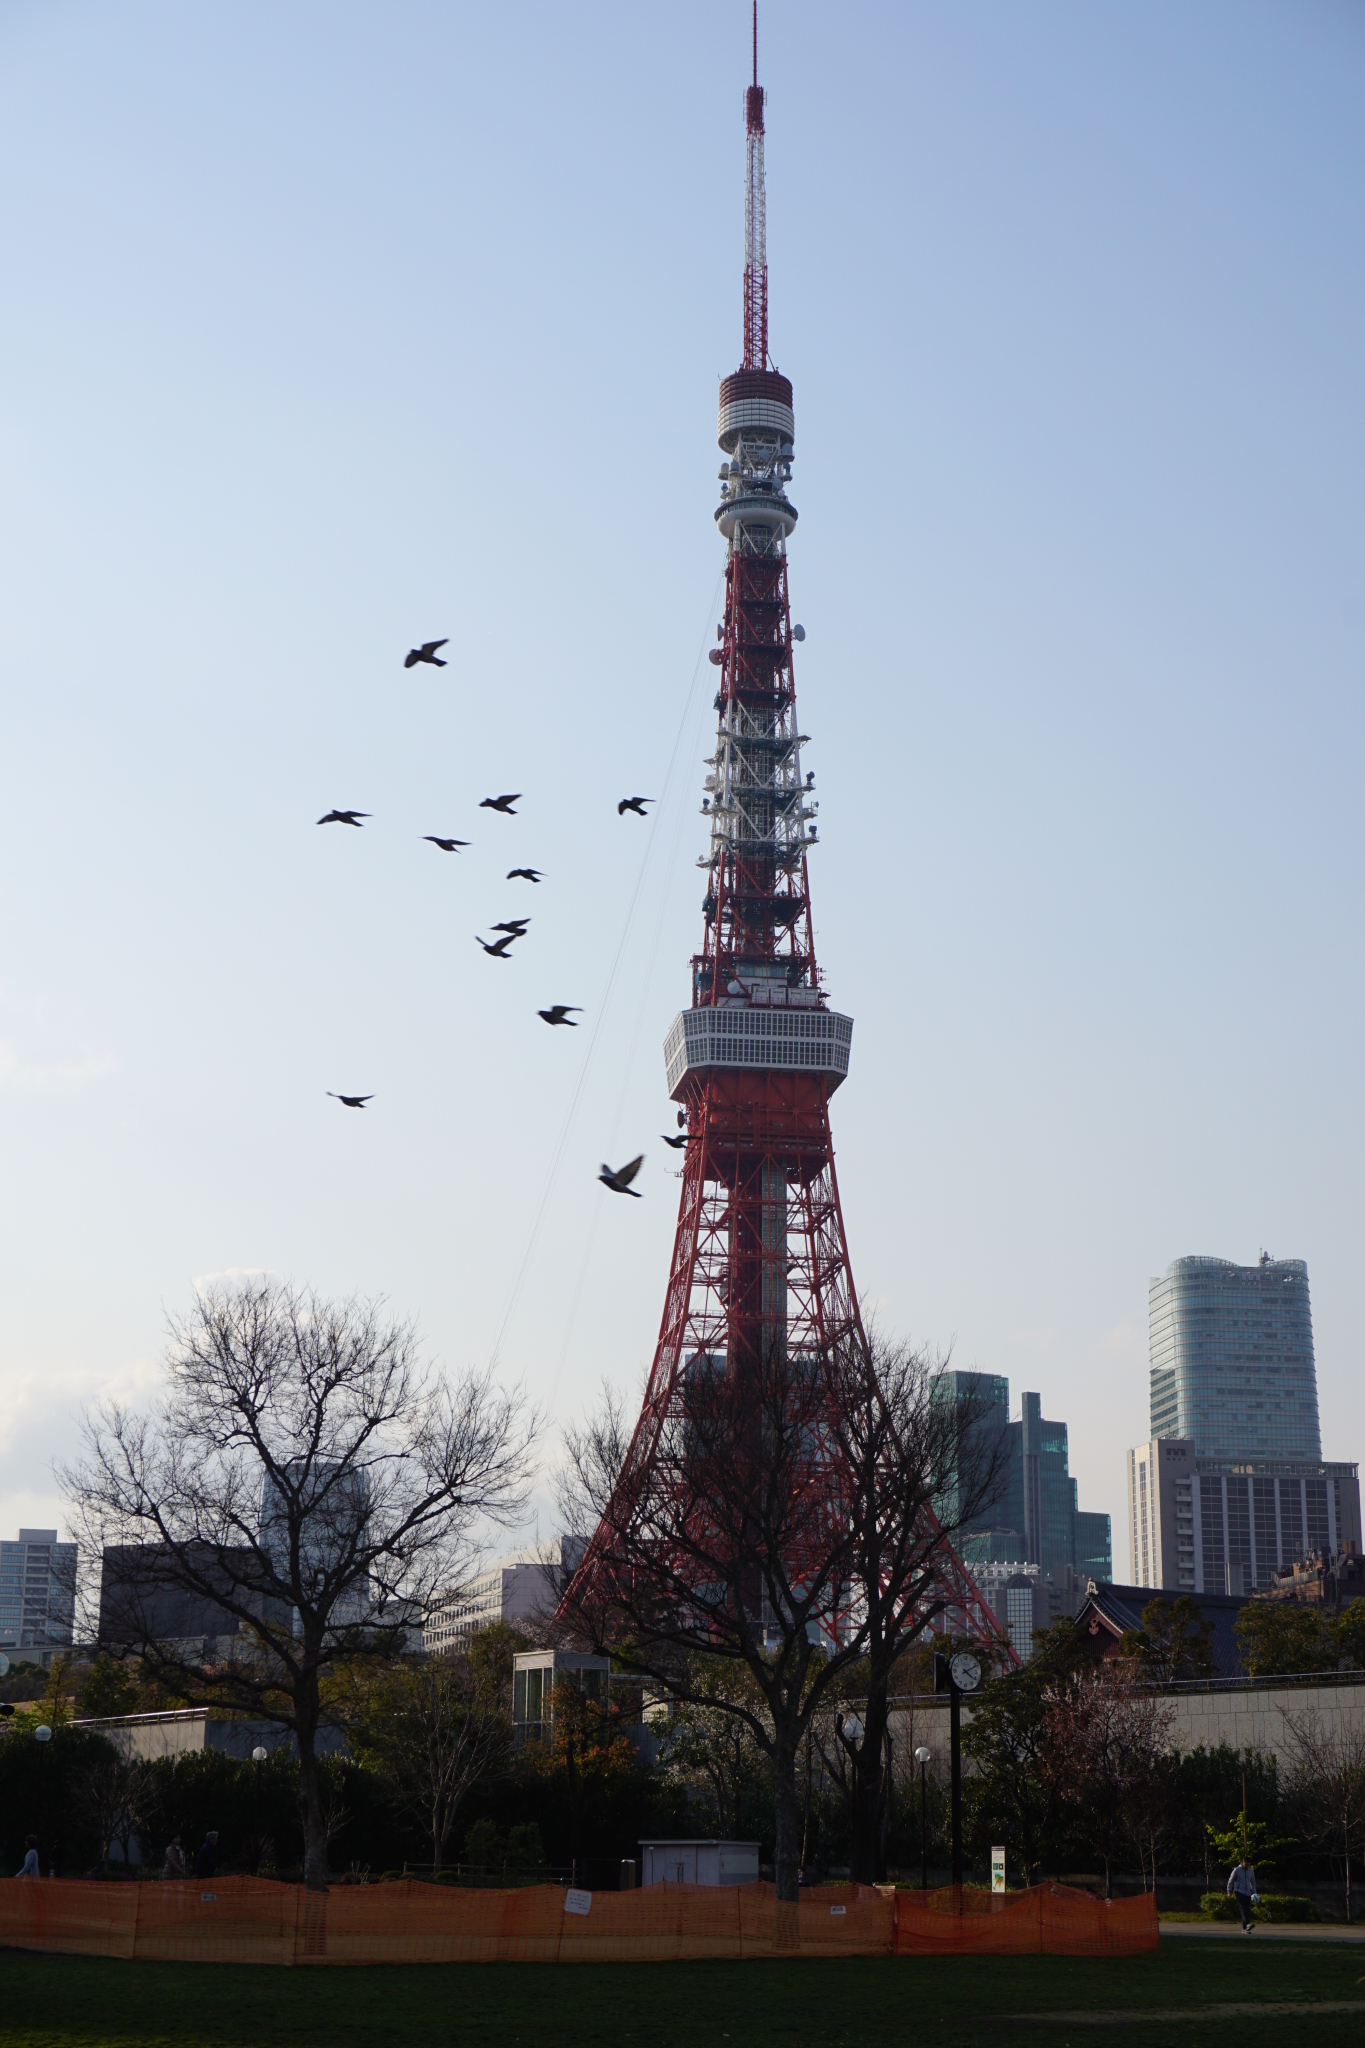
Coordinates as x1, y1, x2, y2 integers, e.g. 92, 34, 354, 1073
163, 1833, 186, 1879
194, 1831, 218, 1879
1227, 1854, 1259, 1931
17, 1835, 39, 1878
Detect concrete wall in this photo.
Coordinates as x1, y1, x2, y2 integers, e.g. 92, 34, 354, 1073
1162, 1678, 1365, 1764
73, 1710, 346, 1762
885, 1678, 1365, 1778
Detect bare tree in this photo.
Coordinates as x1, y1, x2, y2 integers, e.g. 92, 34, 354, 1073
1043, 1663, 1175, 1897
70, 1743, 142, 1874
332, 1632, 513, 1871
556, 1332, 1008, 1900
826, 1330, 1011, 1880
60, 1281, 535, 1889
1283, 1712, 1365, 1924
660, 1658, 774, 1839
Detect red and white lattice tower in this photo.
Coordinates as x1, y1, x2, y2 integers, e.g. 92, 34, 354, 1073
567, 15, 1003, 1658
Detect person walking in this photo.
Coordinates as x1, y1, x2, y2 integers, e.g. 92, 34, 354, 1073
162, 1833, 186, 1880
1226, 1853, 1259, 1931
194, 1831, 219, 1880
17, 1835, 39, 1879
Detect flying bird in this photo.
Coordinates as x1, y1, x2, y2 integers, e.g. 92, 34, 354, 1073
490, 918, 530, 936
599, 1154, 644, 1198
327, 1092, 372, 1109
475, 934, 517, 958
316, 809, 369, 828
618, 796, 653, 818
480, 794, 521, 815
660, 1132, 693, 1150
404, 639, 448, 668
422, 836, 469, 853
507, 868, 543, 883
538, 1005, 581, 1027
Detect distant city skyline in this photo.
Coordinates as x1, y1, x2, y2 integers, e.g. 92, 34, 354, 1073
1, 5, 1362, 1556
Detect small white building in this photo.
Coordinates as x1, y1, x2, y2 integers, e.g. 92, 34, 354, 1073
640, 1840, 760, 1887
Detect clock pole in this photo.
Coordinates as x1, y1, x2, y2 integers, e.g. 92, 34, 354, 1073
949, 1682, 963, 1889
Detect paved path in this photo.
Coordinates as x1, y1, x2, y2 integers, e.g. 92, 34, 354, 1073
1160, 1918, 1365, 1942
1004, 2002, 1365, 2027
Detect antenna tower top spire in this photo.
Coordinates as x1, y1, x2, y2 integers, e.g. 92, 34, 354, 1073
743, 2, 767, 368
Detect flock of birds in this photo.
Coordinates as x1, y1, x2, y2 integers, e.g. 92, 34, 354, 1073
318, 636, 672, 1200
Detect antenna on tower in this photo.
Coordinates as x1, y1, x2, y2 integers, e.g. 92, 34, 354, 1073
743, 2, 767, 368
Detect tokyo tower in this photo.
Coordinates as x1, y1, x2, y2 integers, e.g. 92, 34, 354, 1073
566, 15, 1002, 1660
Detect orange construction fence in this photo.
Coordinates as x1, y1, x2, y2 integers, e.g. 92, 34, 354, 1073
0, 1875, 1157, 1966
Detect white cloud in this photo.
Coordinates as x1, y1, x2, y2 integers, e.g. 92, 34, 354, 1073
0, 1038, 116, 1094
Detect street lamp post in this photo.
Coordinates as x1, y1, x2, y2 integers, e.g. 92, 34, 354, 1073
34, 1723, 53, 1877
251, 1746, 268, 1875
913, 1745, 932, 1891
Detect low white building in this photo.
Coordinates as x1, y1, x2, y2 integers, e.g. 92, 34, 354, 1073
640, 1840, 760, 1887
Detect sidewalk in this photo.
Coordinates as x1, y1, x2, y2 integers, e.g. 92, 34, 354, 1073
1161, 1917, 1365, 1943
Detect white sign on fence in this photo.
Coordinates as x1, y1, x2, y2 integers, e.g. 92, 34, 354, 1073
991, 1847, 1006, 1895
563, 1889, 593, 1916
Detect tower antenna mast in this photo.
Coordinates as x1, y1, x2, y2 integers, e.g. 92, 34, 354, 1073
744, 1, 767, 369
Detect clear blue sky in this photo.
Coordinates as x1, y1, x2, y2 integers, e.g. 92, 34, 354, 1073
2, 2, 1362, 1573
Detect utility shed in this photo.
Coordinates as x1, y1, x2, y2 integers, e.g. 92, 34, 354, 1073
640, 1841, 760, 1887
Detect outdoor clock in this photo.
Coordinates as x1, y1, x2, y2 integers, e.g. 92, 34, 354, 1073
949, 1651, 982, 1694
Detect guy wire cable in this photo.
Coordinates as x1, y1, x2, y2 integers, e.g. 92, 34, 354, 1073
543, 666, 714, 1412
486, 566, 724, 1373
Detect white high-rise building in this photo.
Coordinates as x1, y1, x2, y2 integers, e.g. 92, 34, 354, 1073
424, 1537, 585, 1656
0, 1530, 77, 1667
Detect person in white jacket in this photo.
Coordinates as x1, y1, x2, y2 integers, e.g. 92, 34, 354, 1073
1227, 1855, 1259, 1930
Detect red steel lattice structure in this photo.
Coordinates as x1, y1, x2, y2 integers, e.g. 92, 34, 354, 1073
566, 18, 1006, 1662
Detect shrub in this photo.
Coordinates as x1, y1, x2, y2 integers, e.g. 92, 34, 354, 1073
1200, 1891, 1318, 1923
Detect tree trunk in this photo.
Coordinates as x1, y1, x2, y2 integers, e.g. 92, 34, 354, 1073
295, 1678, 328, 1892
773, 1734, 801, 1903
849, 1688, 891, 1885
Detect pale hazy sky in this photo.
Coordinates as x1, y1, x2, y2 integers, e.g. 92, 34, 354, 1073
2, 2, 1362, 1577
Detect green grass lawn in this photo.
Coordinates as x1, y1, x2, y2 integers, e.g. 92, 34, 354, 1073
2, 1944, 1363, 2048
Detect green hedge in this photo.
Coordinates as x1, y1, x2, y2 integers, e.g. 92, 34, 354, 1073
1200, 1892, 1319, 1923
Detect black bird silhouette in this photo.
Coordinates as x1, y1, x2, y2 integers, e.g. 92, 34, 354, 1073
660, 1132, 694, 1149
327, 1092, 372, 1109
405, 639, 448, 668
507, 868, 543, 883
422, 835, 469, 853
599, 1155, 644, 1197
539, 1005, 581, 1027
480, 794, 521, 815
476, 933, 517, 958
618, 796, 653, 817
490, 918, 530, 936
317, 809, 369, 827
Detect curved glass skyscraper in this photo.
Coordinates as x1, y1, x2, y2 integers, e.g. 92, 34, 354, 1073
1148, 1253, 1320, 1461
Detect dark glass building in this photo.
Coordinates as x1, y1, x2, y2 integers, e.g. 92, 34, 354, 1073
944, 1376, 1113, 1585
1149, 1254, 1321, 1461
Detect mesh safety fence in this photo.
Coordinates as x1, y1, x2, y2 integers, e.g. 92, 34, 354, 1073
0, 1876, 1157, 1965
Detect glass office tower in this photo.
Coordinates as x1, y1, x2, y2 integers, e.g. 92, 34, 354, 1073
1149, 1254, 1320, 1461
